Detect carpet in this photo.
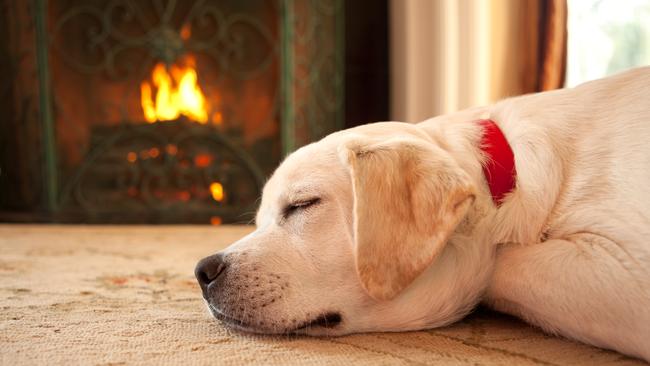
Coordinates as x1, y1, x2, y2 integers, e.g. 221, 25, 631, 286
0, 225, 645, 365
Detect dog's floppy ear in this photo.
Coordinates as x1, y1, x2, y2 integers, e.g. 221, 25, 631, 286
339, 136, 475, 301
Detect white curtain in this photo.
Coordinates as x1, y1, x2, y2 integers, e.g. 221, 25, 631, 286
390, 0, 563, 122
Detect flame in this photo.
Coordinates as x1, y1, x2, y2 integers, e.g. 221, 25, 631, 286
140, 57, 208, 123
209, 182, 224, 202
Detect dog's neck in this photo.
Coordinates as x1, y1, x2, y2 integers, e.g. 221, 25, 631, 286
476, 119, 517, 206
418, 106, 561, 246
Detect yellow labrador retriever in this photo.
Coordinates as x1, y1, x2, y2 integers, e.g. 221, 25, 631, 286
196, 67, 650, 361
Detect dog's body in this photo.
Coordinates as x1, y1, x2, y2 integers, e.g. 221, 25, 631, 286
196, 67, 650, 361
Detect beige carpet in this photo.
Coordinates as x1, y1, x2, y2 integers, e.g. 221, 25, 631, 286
0, 225, 645, 365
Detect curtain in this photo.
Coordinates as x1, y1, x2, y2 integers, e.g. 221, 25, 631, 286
539, 0, 568, 91
390, 0, 568, 122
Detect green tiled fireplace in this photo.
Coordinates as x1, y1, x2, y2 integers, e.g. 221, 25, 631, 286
0, 0, 344, 223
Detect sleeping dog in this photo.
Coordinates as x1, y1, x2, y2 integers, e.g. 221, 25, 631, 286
195, 67, 650, 361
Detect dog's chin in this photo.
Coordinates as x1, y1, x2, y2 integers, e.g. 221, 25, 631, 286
207, 304, 267, 334
206, 301, 344, 335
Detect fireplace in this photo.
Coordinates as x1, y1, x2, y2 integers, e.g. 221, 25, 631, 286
0, 0, 344, 223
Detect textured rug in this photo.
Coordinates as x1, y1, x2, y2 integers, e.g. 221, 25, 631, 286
0, 225, 645, 365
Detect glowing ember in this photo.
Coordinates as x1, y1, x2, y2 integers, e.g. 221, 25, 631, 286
165, 144, 178, 155
148, 147, 160, 158
180, 24, 191, 41
211, 111, 223, 125
209, 182, 224, 202
194, 154, 212, 168
179, 191, 191, 201
140, 57, 208, 123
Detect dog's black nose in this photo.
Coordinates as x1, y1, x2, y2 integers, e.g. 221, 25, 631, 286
195, 253, 227, 297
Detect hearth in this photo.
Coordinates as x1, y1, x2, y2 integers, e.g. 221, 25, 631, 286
0, 0, 344, 223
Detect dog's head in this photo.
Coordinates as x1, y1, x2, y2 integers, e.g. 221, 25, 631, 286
195, 122, 491, 335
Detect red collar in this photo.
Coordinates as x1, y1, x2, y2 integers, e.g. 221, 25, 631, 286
477, 119, 516, 206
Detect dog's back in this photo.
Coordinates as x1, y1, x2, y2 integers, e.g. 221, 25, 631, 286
492, 67, 650, 253
485, 67, 650, 360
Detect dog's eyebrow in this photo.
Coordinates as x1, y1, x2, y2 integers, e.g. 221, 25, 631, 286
282, 186, 319, 202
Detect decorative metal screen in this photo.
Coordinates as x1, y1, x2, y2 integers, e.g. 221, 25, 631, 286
0, 0, 343, 223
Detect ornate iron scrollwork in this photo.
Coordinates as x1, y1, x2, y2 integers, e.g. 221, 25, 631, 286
50, 0, 277, 80
46, 0, 280, 222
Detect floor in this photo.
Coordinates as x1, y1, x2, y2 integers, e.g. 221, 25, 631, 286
0, 225, 645, 365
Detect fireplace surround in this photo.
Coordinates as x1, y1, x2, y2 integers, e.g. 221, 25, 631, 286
0, 0, 344, 223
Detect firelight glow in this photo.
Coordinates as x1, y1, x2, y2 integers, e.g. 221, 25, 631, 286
209, 182, 224, 202
140, 57, 208, 123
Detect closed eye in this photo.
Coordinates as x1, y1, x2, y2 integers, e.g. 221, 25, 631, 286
283, 198, 321, 219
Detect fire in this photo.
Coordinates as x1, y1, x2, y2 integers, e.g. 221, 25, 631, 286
140, 57, 208, 123
209, 182, 224, 202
